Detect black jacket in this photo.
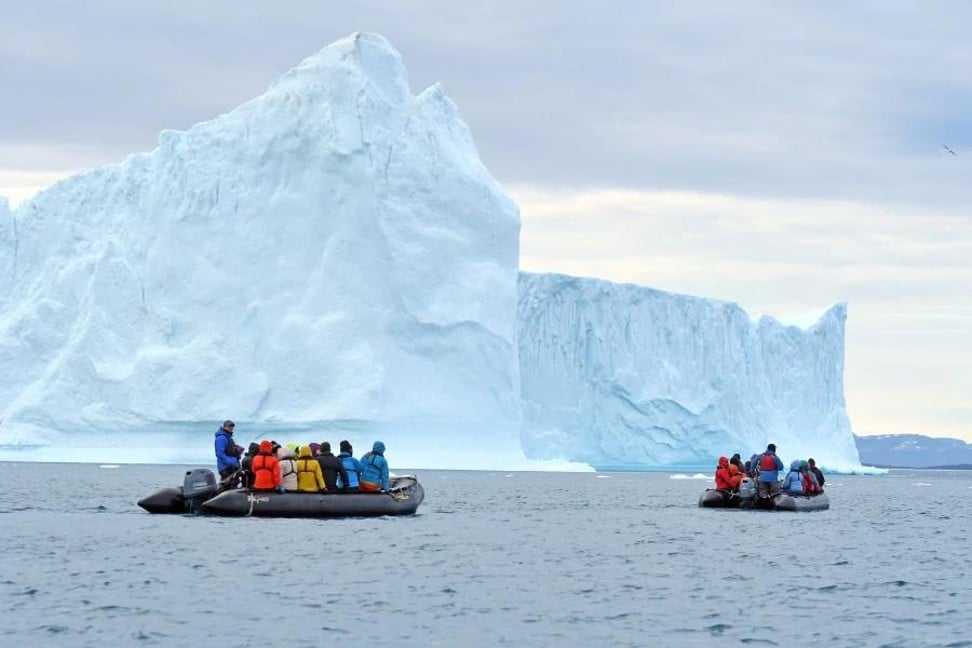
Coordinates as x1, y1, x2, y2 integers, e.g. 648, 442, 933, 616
317, 452, 349, 491
810, 466, 825, 487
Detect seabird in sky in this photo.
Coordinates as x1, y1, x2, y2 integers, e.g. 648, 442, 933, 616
943, 144, 958, 156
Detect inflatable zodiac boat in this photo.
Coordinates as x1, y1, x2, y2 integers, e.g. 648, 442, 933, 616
138, 468, 424, 518
698, 477, 829, 512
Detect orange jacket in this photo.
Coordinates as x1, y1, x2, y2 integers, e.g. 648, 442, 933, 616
727, 464, 742, 490
714, 456, 732, 489
252, 440, 282, 490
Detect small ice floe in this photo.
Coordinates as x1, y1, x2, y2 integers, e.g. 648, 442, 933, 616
595, 474, 612, 479
99, 464, 120, 469
504, 474, 515, 478
913, 482, 933, 487
670, 473, 709, 480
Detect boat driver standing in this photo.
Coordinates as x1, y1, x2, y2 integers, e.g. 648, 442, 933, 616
754, 443, 784, 497
214, 419, 242, 484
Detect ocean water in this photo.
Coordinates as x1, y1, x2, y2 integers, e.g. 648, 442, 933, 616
1, 463, 970, 647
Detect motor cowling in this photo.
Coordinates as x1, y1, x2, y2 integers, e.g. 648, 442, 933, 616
738, 477, 756, 500
183, 468, 218, 513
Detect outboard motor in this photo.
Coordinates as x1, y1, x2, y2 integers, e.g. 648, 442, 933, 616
738, 477, 756, 508
183, 468, 218, 514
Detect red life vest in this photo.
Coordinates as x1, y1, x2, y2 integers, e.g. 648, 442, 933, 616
759, 453, 777, 472
802, 471, 819, 494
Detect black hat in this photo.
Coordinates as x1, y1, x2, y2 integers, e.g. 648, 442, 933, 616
320, 442, 331, 452
222, 420, 235, 431
767, 443, 776, 452
339, 440, 352, 453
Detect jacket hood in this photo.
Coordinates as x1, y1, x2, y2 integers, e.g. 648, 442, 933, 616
298, 445, 313, 459
277, 445, 295, 460
790, 460, 802, 471
718, 456, 729, 468
259, 440, 272, 454
372, 441, 385, 455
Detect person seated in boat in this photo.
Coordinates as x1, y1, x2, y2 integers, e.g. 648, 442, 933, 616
782, 460, 806, 495
359, 441, 390, 493
754, 443, 784, 497
240, 442, 260, 488
800, 460, 821, 495
729, 453, 743, 472
316, 442, 350, 492
727, 463, 742, 491
214, 420, 242, 483
714, 456, 733, 490
296, 445, 326, 493
277, 444, 299, 491
252, 440, 285, 492
743, 459, 753, 477
336, 440, 362, 491
807, 457, 825, 490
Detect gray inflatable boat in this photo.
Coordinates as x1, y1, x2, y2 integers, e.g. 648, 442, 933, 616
138, 468, 424, 518
699, 477, 829, 511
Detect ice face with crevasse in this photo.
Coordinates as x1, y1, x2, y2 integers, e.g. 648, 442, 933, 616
0, 33, 863, 471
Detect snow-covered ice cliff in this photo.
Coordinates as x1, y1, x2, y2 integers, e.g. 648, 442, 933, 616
0, 33, 525, 467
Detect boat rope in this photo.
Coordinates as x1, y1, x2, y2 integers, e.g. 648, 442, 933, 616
246, 493, 256, 517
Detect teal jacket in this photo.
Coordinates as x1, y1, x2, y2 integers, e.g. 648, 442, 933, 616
359, 441, 390, 491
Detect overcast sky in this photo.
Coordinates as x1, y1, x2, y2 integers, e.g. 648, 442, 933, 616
2, 2, 970, 441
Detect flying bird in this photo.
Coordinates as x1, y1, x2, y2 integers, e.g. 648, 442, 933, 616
943, 144, 957, 156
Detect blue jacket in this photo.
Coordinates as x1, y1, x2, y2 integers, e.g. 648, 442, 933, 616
214, 428, 240, 472
755, 451, 784, 483
782, 461, 804, 494
359, 441, 390, 491
336, 453, 361, 489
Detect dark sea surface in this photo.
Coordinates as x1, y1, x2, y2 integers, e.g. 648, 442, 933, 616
1, 463, 970, 647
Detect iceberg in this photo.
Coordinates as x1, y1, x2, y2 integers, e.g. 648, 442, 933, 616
518, 273, 863, 472
0, 33, 863, 472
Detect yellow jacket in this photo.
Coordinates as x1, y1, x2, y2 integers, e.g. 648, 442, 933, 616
296, 446, 325, 492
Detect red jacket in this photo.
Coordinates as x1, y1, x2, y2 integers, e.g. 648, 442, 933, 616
714, 456, 732, 490
252, 440, 281, 490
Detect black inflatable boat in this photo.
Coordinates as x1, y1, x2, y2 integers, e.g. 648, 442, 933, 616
138, 468, 424, 518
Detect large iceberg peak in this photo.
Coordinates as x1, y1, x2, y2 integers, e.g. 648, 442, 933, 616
265, 31, 411, 118
0, 33, 523, 463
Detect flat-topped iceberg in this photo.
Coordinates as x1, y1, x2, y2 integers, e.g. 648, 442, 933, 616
518, 273, 863, 472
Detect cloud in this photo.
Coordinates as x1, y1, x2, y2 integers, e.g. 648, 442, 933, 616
4, 3, 972, 205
